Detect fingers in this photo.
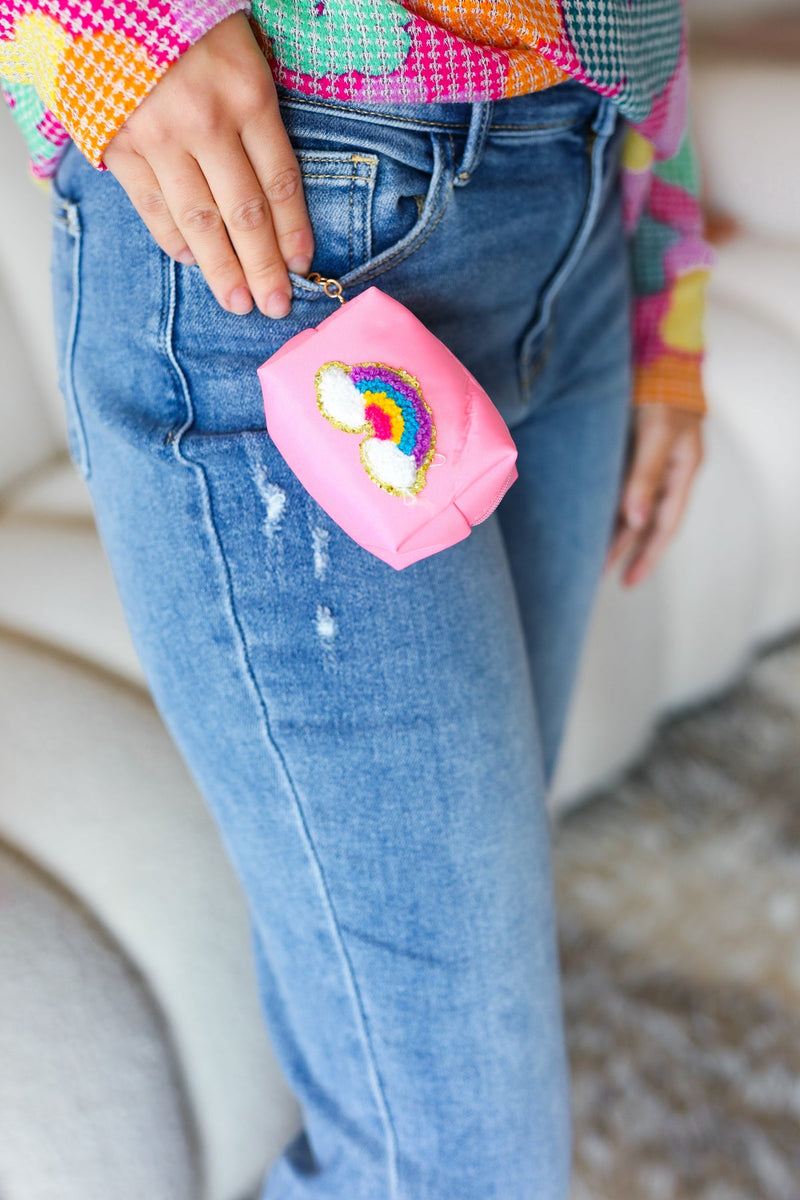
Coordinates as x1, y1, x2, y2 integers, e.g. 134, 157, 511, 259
241, 115, 315, 278
621, 440, 701, 587
136, 148, 258, 314
103, 144, 195, 267
603, 417, 672, 579
620, 413, 674, 534
110, 133, 311, 319
201, 128, 313, 317
605, 408, 705, 587
603, 517, 640, 575
100, 12, 315, 320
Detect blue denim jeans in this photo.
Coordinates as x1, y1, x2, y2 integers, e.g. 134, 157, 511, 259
50, 78, 632, 1200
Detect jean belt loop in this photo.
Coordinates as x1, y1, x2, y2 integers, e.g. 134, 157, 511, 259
592, 94, 618, 138
454, 100, 493, 187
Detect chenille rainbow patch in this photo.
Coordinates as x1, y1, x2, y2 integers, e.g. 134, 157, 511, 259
315, 360, 436, 497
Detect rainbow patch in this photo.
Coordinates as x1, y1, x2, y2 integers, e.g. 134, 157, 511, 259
315, 360, 436, 497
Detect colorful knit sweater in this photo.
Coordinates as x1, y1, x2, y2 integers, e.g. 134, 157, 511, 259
0, 0, 712, 415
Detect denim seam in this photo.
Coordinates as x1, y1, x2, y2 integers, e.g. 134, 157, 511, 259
297, 154, 375, 165
351, 185, 449, 287
486, 120, 584, 142
288, 274, 329, 298
518, 98, 618, 396
349, 167, 355, 270
279, 91, 594, 134
57, 201, 91, 480
488, 118, 579, 132
520, 321, 556, 401
279, 94, 472, 129
347, 166, 352, 270
160, 257, 401, 1199
288, 135, 450, 296
454, 100, 493, 185
349, 170, 372, 269
298, 171, 363, 179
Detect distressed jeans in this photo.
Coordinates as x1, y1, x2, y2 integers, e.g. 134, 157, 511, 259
50, 78, 632, 1200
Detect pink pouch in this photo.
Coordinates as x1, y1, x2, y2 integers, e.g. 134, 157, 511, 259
257, 285, 518, 570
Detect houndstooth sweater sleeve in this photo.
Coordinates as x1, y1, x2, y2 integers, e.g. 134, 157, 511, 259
0, 0, 250, 179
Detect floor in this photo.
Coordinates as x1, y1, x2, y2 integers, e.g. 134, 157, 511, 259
556, 636, 800, 1200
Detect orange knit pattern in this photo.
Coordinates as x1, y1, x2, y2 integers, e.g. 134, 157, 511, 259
1, 0, 713, 416
634, 356, 707, 415
410, 0, 569, 93
54, 31, 159, 164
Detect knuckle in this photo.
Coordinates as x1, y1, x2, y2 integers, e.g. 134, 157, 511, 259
187, 98, 223, 139
139, 188, 169, 218
107, 124, 134, 156
236, 75, 275, 119
229, 195, 269, 232
135, 120, 172, 152
205, 255, 238, 284
246, 254, 285, 283
264, 165, 303, 205
182, 204, 222, 234
635, 469, 659, 492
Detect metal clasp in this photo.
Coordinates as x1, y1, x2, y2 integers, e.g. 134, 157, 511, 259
307, 273, 345, 305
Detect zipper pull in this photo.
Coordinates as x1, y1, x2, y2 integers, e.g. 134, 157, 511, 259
307, 272, 345, 305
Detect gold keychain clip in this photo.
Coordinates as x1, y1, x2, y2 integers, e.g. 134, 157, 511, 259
306, 272, 345, 305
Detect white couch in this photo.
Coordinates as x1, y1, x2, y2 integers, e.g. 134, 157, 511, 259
1, 25, 799, 1200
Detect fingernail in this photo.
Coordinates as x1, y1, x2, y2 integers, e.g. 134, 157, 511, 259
287, 255, 312, 275
628, 505, 648, 530
230, 286, 253, 315
267, 291, 291, 320
176, 249, 196, 266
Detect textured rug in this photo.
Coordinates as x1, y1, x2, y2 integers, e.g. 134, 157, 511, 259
556, 636, 800, 1200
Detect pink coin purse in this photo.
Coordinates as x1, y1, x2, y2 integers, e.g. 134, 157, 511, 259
257, 281, 518, 570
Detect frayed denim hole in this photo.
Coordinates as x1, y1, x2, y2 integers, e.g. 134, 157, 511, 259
242, 436, 288, 543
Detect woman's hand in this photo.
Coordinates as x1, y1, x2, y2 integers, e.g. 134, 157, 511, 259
604, 404, 705, 587
102, 12, 313, 320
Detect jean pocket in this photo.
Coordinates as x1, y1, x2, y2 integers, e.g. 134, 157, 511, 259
292, 146, 379, 281
282, 100, 455, 299
50, 171, 91, 481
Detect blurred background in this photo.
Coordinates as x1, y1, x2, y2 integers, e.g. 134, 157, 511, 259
0, 1, 798, 1198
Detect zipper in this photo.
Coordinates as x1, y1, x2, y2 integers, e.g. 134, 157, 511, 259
470, 465, 517, 526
